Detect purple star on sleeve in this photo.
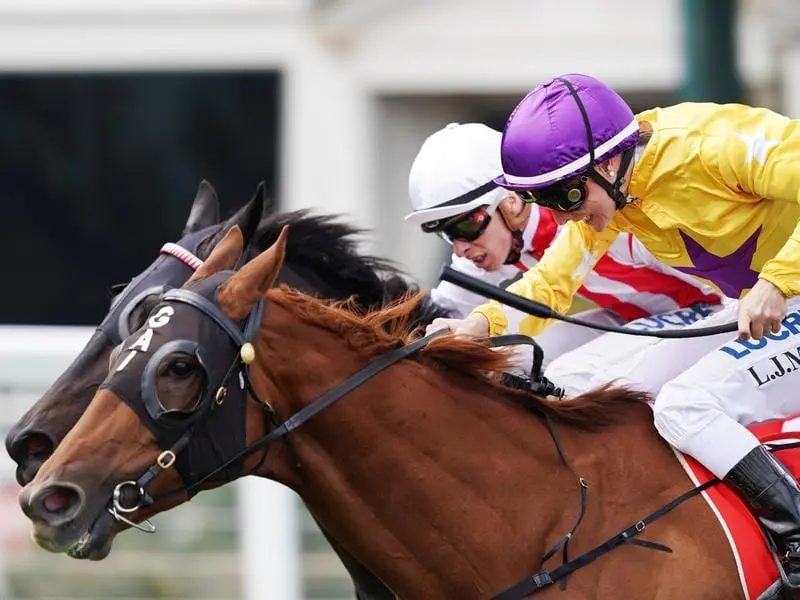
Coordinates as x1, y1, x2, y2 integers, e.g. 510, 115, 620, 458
675, 228, 761, 298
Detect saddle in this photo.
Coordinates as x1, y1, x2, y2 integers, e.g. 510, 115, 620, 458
676, 417, 800, 600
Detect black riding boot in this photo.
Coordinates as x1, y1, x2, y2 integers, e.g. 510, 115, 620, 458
724, 445, 800, 598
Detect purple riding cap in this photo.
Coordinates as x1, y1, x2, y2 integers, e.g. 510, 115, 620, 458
494, 74, 640, 191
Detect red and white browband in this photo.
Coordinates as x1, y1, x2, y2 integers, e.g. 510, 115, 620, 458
160, 242, 204, 271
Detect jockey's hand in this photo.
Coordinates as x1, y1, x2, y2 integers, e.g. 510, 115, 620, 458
737, 278, 788, 341
425, 313, 490, 339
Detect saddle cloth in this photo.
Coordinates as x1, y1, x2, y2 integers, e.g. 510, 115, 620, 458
676, 415, 800, 600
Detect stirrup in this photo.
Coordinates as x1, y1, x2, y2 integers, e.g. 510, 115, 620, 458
756, 575, 800, 600
756, 538, 800, 600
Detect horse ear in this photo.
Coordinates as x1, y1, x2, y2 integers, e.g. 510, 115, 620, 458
182, 180, 220, 235
239, 182, 267, 249
259, 181, 277, 217
197, 184, 265, 258
188, 226, 244, 283
219, 226, 288, 318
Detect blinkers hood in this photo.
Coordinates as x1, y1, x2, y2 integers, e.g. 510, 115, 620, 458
100, 270, 265, 491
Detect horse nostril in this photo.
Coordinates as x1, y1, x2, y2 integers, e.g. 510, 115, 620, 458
9, 431, 57, 486
25, 433, 53, 456
10, 430, 56, 463
42, 487, 78, 514
29, 483, 85, 526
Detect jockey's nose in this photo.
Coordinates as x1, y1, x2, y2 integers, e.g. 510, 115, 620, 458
452, 239, 472, 257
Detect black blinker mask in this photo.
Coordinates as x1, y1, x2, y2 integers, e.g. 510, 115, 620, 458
100, 270, 265, 493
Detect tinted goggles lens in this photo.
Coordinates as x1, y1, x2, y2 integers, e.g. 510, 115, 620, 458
518, 176, 588, 212
421, 207, 491, 243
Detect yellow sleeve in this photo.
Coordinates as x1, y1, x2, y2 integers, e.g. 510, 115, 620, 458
470, 219, 619, 336
714, 109, 800, 296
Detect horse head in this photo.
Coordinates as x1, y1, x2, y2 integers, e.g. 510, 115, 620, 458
19, 227, 277, 557
5, 180, 264, 491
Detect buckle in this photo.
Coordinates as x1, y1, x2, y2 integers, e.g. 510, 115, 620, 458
531, 570, 553, 588
157, 450, 176, 469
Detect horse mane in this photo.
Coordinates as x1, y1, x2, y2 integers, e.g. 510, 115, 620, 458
268, 287, 650, 430
252, 210, 453, 328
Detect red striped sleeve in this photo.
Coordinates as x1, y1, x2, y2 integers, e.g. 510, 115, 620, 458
592, 254, 720, 308
574, 289, 651, 320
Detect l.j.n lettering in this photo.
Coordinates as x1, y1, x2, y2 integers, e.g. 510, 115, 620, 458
747, 346, 800, 387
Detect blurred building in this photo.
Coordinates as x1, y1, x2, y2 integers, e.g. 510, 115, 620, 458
0, 0, 791, 323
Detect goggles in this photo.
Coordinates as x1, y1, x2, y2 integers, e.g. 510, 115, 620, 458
420, 206, 492, 243
517, 175, 588, 212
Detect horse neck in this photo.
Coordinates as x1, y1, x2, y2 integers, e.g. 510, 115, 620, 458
248, 304, 690, 597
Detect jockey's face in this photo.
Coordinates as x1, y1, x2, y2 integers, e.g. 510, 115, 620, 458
549, 157, 624, 232
451, 203, 514, 271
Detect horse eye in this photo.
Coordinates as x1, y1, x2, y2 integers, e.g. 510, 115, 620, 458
167, 359, 197, 379
157, 354, 200, 379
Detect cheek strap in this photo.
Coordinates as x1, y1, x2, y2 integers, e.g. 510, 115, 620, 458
587, 146, 636, 210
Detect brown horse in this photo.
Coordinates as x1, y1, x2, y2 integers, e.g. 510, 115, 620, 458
20, 227, 741, 599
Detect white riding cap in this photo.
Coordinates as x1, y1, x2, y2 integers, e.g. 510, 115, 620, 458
405, 122, 507, 226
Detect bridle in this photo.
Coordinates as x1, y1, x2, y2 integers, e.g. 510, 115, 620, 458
100, 269, 458, 534
99, 269, 559, 533
101, 269, 269, 531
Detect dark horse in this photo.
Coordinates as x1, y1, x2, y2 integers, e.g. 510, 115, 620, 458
21, 229, 743, 599
6, 181, 450, 599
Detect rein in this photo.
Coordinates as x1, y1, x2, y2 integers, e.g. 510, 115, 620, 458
440, 265, 738, 339
179, 332, 564, 493
152, 329, 451, 502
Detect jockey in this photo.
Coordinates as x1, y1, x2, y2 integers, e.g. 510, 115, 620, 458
429, 73, 800, 586
406, 122, 721, 369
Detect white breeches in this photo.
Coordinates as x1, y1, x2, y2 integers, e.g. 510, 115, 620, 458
545, 303, 723, 397
534, 308, 625, 370
504, 308, 624, 378
547, 298, 800, 478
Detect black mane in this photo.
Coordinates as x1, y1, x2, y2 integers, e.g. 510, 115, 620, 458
250, 209, 453, 328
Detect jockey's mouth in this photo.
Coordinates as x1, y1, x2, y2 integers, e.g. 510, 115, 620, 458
468, 252, 488, 268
